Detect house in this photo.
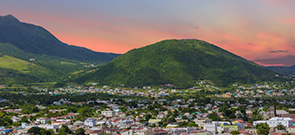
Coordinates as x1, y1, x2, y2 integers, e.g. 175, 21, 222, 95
170, 127, 198, 135
245, 128, 257, 134
153, 129, 169, 135
157, 112, 166, 119
51, 121, 66, 126
11, 116, 20, 122
36, 117, 50, 124
84, 118, 97, 127
287, 126, 295, 133
190, 130, 213, 135
73, 121, 84, 127
148, 119, 161, 125
85, 127, 102, 135
101, 111, 116, 117
194, 118, 212, 128
89, 131, 103, 135
166, 124, 178, 129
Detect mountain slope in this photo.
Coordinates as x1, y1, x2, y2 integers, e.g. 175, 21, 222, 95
0, 14, 119, 63
75, 39, 282, 87
266, 66, 295, 75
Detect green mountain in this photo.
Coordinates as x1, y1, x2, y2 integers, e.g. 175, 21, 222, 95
0, 14, 120, 86
75, 39, 283, 88
266, 66, 295, 75
0, 14, 119, 63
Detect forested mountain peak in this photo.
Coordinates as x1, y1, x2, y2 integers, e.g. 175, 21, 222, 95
75, 39, 283, 88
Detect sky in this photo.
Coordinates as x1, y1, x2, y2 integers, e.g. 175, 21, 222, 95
0, 0, 295, 66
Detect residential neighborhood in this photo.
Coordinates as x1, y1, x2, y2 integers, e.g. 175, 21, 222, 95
1, 80, 295, 135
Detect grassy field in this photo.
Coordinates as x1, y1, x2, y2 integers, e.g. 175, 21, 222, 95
0, 55, 31, 73
60, 61, 77, 65
29, 82, 57, 87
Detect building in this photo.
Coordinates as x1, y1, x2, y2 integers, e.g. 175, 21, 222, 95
268, 117, 293, 128
269, 105, 277, 118
287, 126, 295, 133
101, 111, 116, 117
84, 118, 97, 127
204, 122, 218, 134
153, 130, 169, 135
245, 128, 257, 134
36, 117, 50, 124
193, 118, 212, 128
170, 127, 197, 135
253, 121, 268, 127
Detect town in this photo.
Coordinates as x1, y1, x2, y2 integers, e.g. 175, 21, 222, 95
1, 79, 295, 135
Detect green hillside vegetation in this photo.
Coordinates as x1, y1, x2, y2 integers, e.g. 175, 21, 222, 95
0, 55, 31, 73
75, 39, 283, 88
267, 66, 295, 75
0, 14, 121, 86
0, 67, 41, 86
0, 43, 94, 86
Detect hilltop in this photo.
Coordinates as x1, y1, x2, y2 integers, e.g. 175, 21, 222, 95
75, 39, 282, 88
0, 14, 119, 63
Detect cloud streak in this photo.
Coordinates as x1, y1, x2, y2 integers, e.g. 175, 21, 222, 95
254, 55, 295, 66
269, 50, 288, 53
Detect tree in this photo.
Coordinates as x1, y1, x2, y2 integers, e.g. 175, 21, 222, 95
187, 122, 198, 127
21, 104, 39, 114
276, 123, 284, 130
230, 131, 240, 135
58, 128, 67, 135
256, 123, 270, 135
162, 122, 168, 128
145, 114, 152, 121
75, 128, 85, 135
20, 116, 29, 123
28, 127, 51, 135
60, 125, 72, 134
3, 116, 13, 126
12, 122, 21, 126
0, 119, 5, 126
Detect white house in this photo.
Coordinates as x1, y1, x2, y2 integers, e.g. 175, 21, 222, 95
11, 116, 20, 122
101, 111, 115, 117
84, 118, 97, 127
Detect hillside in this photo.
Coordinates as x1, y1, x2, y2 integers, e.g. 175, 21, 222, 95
0, 14, 119, 63
0, 44, 94, 86
75, 39, 282, 88
0, 14, 120, 86
267, 66, 295, 75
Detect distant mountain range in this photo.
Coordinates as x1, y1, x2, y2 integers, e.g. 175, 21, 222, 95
75, 39, 284, 88
0, 14, 289, 87
0, 14, 120, 86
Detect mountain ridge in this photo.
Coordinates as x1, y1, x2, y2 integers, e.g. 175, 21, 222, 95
0, 14, 120, 63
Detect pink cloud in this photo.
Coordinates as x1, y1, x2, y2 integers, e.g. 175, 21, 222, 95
283, 18, 295, 24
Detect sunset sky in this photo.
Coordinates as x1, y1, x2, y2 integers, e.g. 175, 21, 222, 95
1, 0, 295, 66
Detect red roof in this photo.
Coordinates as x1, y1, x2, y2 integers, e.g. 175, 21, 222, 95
112, 119, 118, 122
154, 130, 166, 132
